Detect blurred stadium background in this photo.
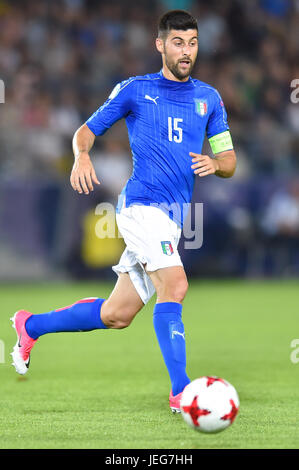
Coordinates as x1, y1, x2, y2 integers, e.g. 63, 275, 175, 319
0, 0, 298, 282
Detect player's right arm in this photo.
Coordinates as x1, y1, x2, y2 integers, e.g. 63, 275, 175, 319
71, 78, 135, 195
71, 123, 100, 195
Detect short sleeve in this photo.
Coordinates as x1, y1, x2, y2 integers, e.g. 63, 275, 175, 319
206, 90, 230, 139
85, 79, 136, 136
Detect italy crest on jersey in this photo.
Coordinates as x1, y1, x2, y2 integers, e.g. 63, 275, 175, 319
194, 99, 208, 117
161, 241, 174, 256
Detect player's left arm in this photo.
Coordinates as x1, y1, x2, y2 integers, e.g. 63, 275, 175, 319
190, 90, 236, 178
190, 148, 236, 178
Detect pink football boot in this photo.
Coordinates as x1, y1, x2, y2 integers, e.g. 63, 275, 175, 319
11, 310, 38, 375
169, 390, 184, 413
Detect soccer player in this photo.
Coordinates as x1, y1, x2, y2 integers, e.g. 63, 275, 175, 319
11, 10, 236, 413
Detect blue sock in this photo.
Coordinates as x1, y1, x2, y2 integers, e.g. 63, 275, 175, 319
153, 302, 190, 396
25, 297, 107, 340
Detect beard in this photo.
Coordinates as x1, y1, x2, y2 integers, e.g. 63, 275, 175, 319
165, 55, 194, 81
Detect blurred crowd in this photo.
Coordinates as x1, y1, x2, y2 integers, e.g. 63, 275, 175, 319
0, 0, 298, 180
0, 0, 298, 278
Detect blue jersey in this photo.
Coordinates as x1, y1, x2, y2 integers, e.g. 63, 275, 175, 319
86, 71, 231, 227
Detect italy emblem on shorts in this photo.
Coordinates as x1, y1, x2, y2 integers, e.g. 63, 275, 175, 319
161, 241, 174, 256
194, 99, 208, 117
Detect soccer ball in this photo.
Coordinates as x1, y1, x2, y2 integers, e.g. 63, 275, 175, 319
180, 376, 239, 433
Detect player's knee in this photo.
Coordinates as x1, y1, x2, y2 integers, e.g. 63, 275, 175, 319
172, 278, 189, 303
101, 304, 134, 329
158, 277, 189, 303
109, 317, 131, 329
103, 314, 132, 329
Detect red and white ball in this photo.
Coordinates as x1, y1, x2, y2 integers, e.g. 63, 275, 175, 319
180, 376, 239, 433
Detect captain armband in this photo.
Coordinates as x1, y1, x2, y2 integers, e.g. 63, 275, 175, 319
208, 131, 233, 155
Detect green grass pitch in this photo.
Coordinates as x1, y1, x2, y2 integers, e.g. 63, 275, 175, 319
0, 280, 298, 449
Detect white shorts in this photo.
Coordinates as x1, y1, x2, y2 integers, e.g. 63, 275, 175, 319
112, 204, 183, 304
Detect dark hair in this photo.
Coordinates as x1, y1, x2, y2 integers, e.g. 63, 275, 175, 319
158, 10, 198, 38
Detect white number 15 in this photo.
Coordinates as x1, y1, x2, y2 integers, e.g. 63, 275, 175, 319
168, 117, 183, 143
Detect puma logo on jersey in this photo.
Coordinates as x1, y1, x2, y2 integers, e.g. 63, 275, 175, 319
171, 330, 185, 340
145, 94, 159, 105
